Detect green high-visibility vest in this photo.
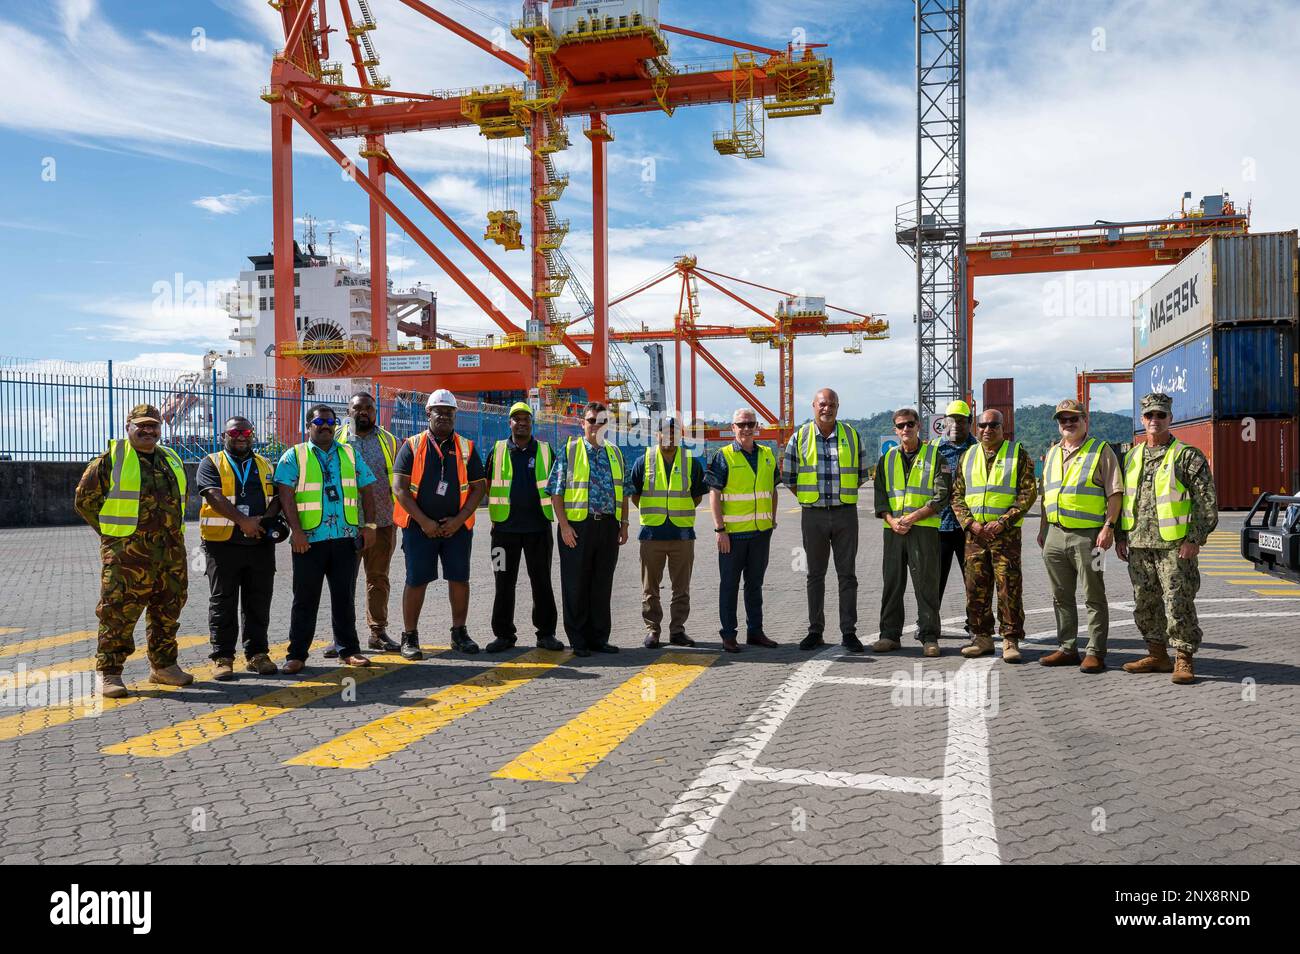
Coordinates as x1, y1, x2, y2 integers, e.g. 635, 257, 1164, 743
98, 439, 187, 538
719, 444, 776, 533
562, 438, 624, 522
881, 441, 940, 528
292, 441, 359, 531
637, 446, 696, 528
489, 439, 555, 523
1043, 438, 1107, 529
962, 440, 1024, 526
337, 422, 398, 503
1120, 439, 1192, 541
794, 422, 860, 505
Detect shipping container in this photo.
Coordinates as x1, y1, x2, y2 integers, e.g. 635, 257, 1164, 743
1131, 324, 1298, 429
1133, 418, 1298, 510
1132, 230, 1298, 363
982, 377, 1014, 409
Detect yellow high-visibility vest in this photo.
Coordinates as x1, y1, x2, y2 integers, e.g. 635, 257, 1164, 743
1043, 438, 1107, 529
199, 451, 274, 541
562, 438, 624, 522
98, 439, 187, 538
1120, 440, 1192, 541
962, 440, 1024, 526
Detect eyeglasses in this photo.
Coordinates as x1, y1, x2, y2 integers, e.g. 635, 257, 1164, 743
310, 417, 337, 427
733, 421, 757, 429
585, 417, 607, 426
894, 421, 918, 430
1057, 416, 1081, 426
1143, 411, 1169, 420
976, 421, 1002, 429
225, 428, 254, 438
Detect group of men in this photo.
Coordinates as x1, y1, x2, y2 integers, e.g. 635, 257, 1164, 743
75, 382, 1217, 699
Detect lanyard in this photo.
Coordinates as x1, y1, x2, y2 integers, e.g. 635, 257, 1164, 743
224, 451, 255, 489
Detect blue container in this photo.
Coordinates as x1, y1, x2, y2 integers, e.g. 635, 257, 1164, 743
1132, 324, 1297, 430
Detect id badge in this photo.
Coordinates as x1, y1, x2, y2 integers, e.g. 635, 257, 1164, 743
325, 485, 340, 503
436, 480, 450, 496
236, 504, 250, 517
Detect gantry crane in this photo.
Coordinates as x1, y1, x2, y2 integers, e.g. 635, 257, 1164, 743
567, 256, 888, 445
263, 1, 835, 414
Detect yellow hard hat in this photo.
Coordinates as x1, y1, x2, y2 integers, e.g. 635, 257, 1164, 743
508, 401, 533, 419
945, 400, 972, 418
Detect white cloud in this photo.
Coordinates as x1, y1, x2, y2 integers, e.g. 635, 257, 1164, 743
193, 189, 265, 215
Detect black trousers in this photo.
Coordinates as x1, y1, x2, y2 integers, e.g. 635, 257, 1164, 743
801, 505, 859, 639
288, 537, 361, 661
490, 526, 558, 643
718, 530, 771, 639
939, 528, 970, 634
558, 516, 620, 650
204, 541, 275, 660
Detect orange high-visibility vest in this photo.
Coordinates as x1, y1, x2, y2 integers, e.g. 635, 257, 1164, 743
393, 431, 476, 530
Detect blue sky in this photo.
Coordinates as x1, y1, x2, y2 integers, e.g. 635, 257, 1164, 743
3, 0, 1298, 418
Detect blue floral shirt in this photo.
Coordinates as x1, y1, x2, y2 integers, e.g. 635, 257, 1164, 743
274, 441, 377, 543
934, 436, 978, 532
546, 438, 621, 516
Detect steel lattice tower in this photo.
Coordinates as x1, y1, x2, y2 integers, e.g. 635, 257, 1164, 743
895, 0, 967, 416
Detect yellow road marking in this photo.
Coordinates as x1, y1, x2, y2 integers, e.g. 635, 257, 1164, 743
493, 652, 718, 784
0, 630, 96, 659
0, 641, 291, 743
1228, 578, 1300, 586
1203, 572, 1246, 576
102, 651, 444, 758
1253, 589, 1300, 597
287, 648, 572, 770
10, 636, 208, 688
0, 627, 23, 637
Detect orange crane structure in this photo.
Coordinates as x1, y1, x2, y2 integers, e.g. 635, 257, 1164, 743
1076, 368, 1133, 416
567, 255, 888, 444
963, 193, 1252, 395
262, 0, 837, 414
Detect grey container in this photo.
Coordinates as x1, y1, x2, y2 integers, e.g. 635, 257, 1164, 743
1212, 231, 1298, 323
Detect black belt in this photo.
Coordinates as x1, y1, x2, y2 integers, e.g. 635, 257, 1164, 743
590, 512, 617, 520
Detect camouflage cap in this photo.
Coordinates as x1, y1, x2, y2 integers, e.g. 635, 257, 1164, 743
1140, 392, 1173, 414
1053, 398, 1085, 419
126, 403, 162, 424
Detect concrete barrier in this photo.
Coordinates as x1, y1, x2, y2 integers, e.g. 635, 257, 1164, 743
0, 462, 202, 528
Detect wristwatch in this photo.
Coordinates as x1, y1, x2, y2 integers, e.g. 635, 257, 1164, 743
714, 526, 726, 533
1103, 520, 1115, 529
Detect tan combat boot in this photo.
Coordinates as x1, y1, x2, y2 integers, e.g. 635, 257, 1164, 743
213, 658, 235, 681
870, 638, 901, 653
960, 636, 994, 658
1171, 652, 1195, 685
101, 673, 128, 699
245, 653, 278, 675
1122, 641, 1174, 674
148, 664, 195, 687
1001, 638, 1022, 664
922, 642, 941, 658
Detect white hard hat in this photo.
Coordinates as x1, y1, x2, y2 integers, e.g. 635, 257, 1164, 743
427, 388, 457, 409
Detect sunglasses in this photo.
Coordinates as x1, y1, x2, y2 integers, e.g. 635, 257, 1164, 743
1057, 416, 1081, 426
976, 421, 1002, 429
311, 417, 337, 427
1143, 411, 1169, 420
225, 428, 254, 438
585, 418, 608, 426
894, 421, 918, 430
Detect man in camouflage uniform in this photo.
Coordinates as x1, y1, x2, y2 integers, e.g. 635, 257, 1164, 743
74, 404, 194, 698
949, 408, 1038, 663
1117, 392, 1218, 685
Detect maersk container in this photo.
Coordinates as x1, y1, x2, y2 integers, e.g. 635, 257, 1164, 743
1131, 324, 1298, 430
1133, 419, 1298, 510
1132, 230, 1298, 363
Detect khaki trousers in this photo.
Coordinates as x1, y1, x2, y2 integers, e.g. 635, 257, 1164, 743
640, 539, 695, 638
361, 524, 397, 636
1042, 523, 1109, 655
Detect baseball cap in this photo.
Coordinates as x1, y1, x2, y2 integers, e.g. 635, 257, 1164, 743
945, 400, 972, 419
426, 389, 457, 409
127, 403, 162, 424
1053, 399, 1085, 419
1140, 392, 1173, 414
508, 401, 533, 419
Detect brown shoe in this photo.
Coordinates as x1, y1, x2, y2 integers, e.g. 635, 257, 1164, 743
1171, 651, 1195, 685
101, 673, 128, 699
212, 658, 236, 682
1001, 638, 1022, 664
340, 654, 371, 667
871, 638, 901, 653
922, 641, 940, 658
283, 659, 305, 675
1079, 653, 1105, 674
643, 633, 662, 649
148, 664, 194, 687
1122, 641, 1174, 674
1040, 648, 1081, 667
960, 636, 995, 658
745, 633, 779, 648
720, 638, 741, 653
245, 654, 278, 675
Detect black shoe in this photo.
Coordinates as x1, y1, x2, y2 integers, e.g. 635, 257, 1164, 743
573, 648, 592, 658
399, 631, 423, 661
485, 637, 516, 654
643, 633, 662, 648
323, 645, 340, 659
668, 633, 696, 647
536, 635, 565, 652
450, 626, 479, 654
368, 631, 400, 653
841, 635, 865, 654
799, 633, 825, 651
593, 644, 619, 654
